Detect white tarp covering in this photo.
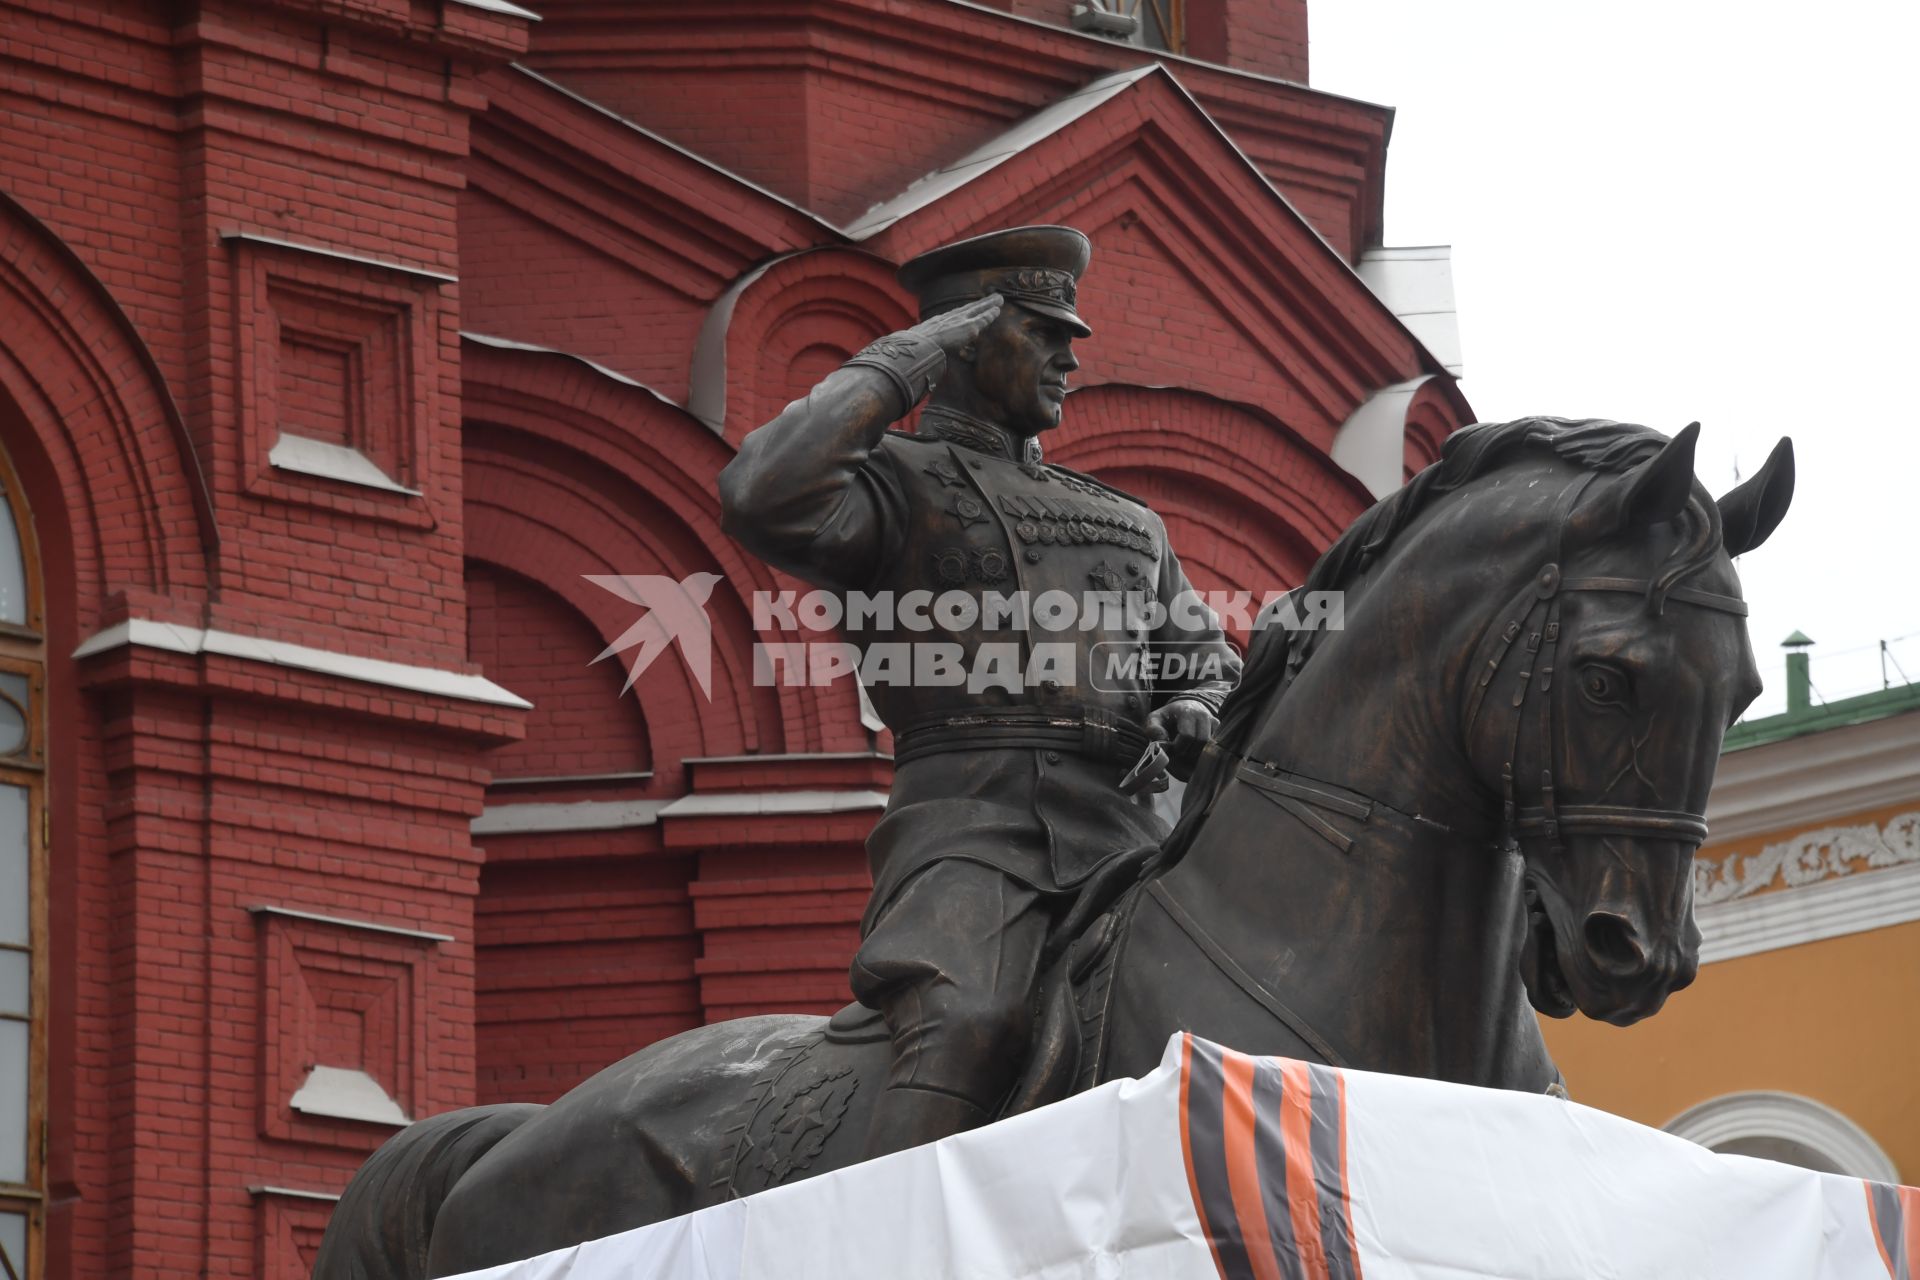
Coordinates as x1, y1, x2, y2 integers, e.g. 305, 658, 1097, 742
451, 1033, 1917, 1280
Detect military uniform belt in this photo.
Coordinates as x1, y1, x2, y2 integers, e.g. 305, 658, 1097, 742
893, 707, 1150, 766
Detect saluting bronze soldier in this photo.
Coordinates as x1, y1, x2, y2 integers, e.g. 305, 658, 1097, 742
719, 226, 1240, 1156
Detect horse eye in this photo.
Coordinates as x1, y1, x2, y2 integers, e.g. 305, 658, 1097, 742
1579, 664, 1629, 706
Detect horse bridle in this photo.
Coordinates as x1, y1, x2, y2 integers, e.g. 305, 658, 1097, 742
1459, 471, 1748, 854
1151, 464, 1749, 1078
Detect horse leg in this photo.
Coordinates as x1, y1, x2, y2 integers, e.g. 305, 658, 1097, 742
312, 1102, 544, 1280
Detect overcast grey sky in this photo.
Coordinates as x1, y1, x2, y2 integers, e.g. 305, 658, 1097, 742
1310, 0, 1919, 716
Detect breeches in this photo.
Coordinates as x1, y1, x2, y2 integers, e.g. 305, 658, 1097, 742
849, 859, 1049, 1106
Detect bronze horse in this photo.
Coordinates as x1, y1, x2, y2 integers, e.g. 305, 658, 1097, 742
316, 418, 1794, 1278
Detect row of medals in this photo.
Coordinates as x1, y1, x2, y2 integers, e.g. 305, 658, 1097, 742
996, 493, 1158, 557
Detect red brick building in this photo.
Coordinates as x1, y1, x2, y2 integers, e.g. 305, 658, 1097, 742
0, 1, 1470, 1274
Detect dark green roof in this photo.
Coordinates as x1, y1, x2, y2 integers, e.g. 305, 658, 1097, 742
1724, 679, 1920, 752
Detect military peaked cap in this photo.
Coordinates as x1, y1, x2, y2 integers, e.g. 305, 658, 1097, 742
897, 225, 1092, 338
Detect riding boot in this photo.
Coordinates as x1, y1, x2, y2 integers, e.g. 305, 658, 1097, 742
862, 1085, 993, 1159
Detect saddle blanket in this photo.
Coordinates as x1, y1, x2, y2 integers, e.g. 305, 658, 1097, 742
450, 1033, 1917, 1280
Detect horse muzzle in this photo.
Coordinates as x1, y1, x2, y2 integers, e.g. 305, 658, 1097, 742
1522, 851, 1702, 1027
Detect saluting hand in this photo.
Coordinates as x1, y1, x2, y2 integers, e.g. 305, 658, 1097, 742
907, 293, 1005, 356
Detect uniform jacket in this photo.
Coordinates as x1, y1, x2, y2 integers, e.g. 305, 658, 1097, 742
719, 363, 1241, 903
719, 365, 1240, 731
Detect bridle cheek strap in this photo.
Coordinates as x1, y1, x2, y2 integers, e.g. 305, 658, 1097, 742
1460, 472, 1745, 853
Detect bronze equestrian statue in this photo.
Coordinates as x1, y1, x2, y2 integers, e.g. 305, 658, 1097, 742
315, 274, 1795, 1280
716, 226, 1240, 1158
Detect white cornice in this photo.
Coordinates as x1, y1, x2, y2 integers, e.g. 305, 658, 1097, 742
1696, 860, 1920, 965
463, 330, 685, 410
472, 799, 668, 835
657, 790, 888, 818
451, 0, 539, 20
73, 619, 531, 709
1705, 709, 1920, 843
245, 1184, 341, 1202
471, 790, 890, 835
220, 230, 457, 284
1696, 810, 1920, 909
246, 904, 453, 944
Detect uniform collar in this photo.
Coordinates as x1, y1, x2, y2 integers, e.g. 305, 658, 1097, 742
921, 406, 1044, 465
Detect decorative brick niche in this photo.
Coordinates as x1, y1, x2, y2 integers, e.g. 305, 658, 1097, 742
228, 232, 449, 525
251, 1188, 338, 1280
252, 905, 447, 1150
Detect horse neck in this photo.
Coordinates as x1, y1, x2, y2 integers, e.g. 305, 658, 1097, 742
1156, 514, 1528, 1081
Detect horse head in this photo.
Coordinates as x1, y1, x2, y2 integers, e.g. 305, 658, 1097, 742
1475, 426, 1796, 1027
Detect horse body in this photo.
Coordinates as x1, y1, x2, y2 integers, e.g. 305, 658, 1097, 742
317, 420, 1795, 1280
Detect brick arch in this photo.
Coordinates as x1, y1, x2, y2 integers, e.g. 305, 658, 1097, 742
465, 562, 655, 779
1404, 376, 1475, 481
463, 339, 872, 765
1047, 384, 1373, 635
0, 191, 213, 624
464, 435, 723, 791
689, 246, 917, 446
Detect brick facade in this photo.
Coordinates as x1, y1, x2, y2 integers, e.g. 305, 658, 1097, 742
0, 1, 1468, 1273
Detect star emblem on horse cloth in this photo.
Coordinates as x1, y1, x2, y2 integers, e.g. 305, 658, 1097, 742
753, 1068, 857, 1184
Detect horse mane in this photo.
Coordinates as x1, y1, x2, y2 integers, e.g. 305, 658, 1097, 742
1161, 416, 1723, 861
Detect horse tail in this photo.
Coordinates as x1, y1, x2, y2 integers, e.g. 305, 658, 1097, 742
313, 1102, 544, 1280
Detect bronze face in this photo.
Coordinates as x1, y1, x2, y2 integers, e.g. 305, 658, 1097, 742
961, 305, 1079, 437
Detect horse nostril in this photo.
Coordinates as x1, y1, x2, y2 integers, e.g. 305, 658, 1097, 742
1582, 912, 1647, 976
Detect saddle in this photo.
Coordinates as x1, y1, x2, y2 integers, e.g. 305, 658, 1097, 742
822, 839, 1161, 1116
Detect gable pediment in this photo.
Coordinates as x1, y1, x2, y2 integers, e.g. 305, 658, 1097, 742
516, 0, 1390, 256
849, 66, 1445, 447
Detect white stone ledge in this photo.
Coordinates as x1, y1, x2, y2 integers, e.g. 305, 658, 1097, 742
472, 790, 891, 835
472, 799, 668, 835
452, 0, 540, 19
247, 903, 453, 944
290, 1065, 409, 1126
74, 619, 531, 709
269, 433, 420, 496
658, 790, 890, 818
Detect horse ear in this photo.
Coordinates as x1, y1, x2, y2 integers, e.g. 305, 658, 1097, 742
1571, 421, 1701, 543
1718, 437, 1795, 556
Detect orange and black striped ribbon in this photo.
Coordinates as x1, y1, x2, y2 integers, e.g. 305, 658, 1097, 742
1178, 1035, 1363, 1280
1868, 1179, 1920, 1279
